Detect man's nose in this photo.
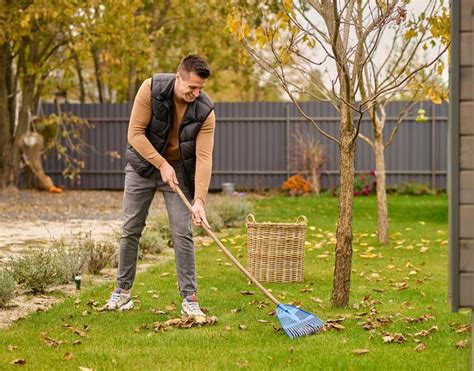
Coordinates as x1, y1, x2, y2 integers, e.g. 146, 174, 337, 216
193, 89, 200, 97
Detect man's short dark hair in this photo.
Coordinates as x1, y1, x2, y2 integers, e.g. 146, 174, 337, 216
178, 54, 211, 79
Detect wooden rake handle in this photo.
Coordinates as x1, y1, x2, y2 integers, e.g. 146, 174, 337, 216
175, 186, 280, 306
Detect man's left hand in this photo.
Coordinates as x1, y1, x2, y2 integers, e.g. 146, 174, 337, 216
192, 199, 211, 229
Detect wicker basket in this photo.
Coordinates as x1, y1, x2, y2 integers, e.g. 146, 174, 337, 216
246, 214, 307, 283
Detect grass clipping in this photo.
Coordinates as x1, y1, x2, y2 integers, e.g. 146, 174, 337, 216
153, 316, 218, 332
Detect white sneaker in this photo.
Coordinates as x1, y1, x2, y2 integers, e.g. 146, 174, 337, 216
181, 294, 206, 321
105, 288, 134, 311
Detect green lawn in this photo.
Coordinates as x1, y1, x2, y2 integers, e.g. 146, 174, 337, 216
1, 194, 471, 370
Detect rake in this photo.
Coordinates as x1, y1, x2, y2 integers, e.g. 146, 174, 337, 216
176, 186, 325, 339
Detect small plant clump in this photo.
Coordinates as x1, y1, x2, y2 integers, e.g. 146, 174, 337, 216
391, 181, 435, 195
147, 213, 172, 243
353, 171, 377, 197
0, 268, 16, 307
139, 229, 166, 255
9, 249, 69, 293
282, 175, 312, 196
331, 171, 377, 197
210, 196, 252, 227
52, 237, 90, 283
86, 240, 116, 275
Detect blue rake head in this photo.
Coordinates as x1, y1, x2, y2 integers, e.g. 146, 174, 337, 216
275, 304, 325, 339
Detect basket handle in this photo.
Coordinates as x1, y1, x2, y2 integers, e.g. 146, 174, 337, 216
296, 215, 307, 224
246, 214, 256, 224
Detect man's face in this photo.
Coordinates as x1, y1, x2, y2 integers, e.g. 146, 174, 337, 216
175, 71, 207, 103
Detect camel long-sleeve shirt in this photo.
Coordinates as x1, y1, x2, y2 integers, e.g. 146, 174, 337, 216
127, 78, 215, 202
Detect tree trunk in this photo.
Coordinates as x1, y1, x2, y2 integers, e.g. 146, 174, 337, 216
128, 61, 137, 102
91, 45, 105, 103
374, 128, 389, 243
331, 107, 355, 307
73, 50, 86, 103
12, 75, 36, 184
310, 167, 321, 195
0, 42, 15, 190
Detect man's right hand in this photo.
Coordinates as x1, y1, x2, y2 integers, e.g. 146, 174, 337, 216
159, 162, 179, 192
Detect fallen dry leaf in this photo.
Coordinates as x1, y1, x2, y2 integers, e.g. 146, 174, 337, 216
159, 272, 170, 277
352, 349, 370, 355
394, 282, 408, 290
250, 300, 270, 309
382, 332, 406, 344
456, 340, 468, 349
402, 314, 435, 323
151, 308, 168, 315
237, 359, 249, 368
63, 324, 87, 337
165, 302, 177, 312
238, 324, 247, 330
361, 316, 392, 331
415, 343, 427, 352
153, 316, 218, 332
73, 340, 82, 346
40, 333, 62, 347
412, 326, 438, 338
322, 322, 345, 332
8, 345, 17, 352
10, 358, 26, 365
87, 300, 100, 307
240, 290, 255, 296
455, 324, 471, 334
63, 352, 74, 360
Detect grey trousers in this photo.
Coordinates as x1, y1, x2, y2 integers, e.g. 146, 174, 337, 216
117, 162, 197, 298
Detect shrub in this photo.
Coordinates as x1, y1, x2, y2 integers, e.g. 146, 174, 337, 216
330, 171, 377, 198
395, 181, 434, 195
139, 229, 166, 255
0, 268, 16, 307
9, 249, 68, 293
52, 237, 90, 283
87, 240, 116, 275
291, 132, 327, 194
353, 171, 377, 197
210, 196, 252, 227
147, 213, 172, 245
282, 175, 312, 196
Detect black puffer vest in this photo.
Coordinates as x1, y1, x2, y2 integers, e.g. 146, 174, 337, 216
125, 73, 214, 198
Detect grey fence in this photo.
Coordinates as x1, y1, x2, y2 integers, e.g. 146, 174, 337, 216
39, 101, 448, 191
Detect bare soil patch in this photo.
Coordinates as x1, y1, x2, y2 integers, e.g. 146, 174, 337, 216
0, 189, 171, 329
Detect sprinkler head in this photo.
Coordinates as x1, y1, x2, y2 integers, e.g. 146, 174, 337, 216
74, 275, 82, 290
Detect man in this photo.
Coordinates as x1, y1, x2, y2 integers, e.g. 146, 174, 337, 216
105, 55, 215, 320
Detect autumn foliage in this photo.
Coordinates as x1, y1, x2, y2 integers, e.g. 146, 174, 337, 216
282, 175, 311, 196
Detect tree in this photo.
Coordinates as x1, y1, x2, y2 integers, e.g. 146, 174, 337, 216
355, 0, 449, 243
1, 0, 281, 191
0, 0, 78, 189
228, 0, 435, 307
